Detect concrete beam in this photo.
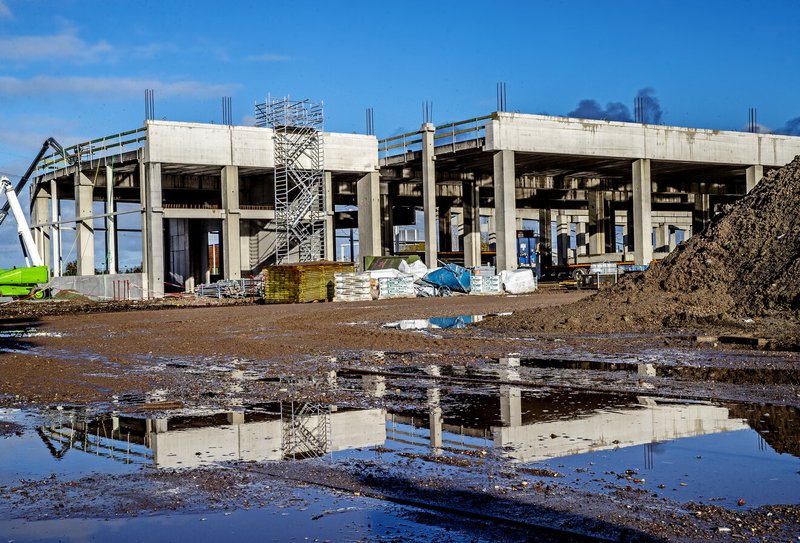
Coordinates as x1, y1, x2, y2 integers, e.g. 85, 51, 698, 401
462, 179, 481, 267
421, 123, 438, 267
357, 171, 381, 264
485, 112, 800, 167
221, 165, 241, 279
632, 159, 653, 265
746, 165, 763, 193
493, 150, 517, 271
74, 171, 94, 276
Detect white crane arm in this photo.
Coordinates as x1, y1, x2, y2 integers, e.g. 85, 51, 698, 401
0, 175, 44, 267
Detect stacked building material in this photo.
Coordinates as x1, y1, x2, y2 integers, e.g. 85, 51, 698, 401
470, 274, 502, 295
333, 273, 372, 302
262, 262, 355, 303
376, 275, 415, 299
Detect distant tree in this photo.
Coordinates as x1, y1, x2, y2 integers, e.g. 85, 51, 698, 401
64, 260, 77, 276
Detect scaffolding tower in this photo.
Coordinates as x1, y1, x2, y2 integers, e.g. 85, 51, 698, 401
255, 97, 325, 264
280, 401, 331, 460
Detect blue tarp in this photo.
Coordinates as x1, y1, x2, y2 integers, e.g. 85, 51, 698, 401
422, 263, 472, 294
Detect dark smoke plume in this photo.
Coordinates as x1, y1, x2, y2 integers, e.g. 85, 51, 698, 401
568, 99, 632, 122
777, 116, 800, 136
566, 87, 663, 124
636, 87, 662, 124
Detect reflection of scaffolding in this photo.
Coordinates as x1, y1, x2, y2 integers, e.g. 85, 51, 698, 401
255, 97, 325, 264
280, 401, 331, 459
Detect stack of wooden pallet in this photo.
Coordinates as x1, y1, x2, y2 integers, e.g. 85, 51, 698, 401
333, 273, 372, 302
262, 261, 355, 303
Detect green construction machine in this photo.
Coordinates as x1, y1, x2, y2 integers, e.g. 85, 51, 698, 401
0, 175, 49, 299
0, 265, 49, 299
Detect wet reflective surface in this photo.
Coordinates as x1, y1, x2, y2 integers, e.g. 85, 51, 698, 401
1, 376, 797, 512
383, 313, 512, 330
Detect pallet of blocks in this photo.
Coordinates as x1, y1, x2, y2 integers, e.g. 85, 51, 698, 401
262, 261, 355, 304
375, 275, 416, 299
333, 272, 372, 302
470, 274, 502, 295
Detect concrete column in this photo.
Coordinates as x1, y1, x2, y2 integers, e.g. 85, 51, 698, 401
588, 191, 607, 256
427, 387, 443, 450
144, 162, 164, 297
538, 208, 552, 266
500, 387, 522, 427
438, 202, 452, 252
556, 213, 570, 265
32, 185, 51, 268
323, 171, 335, 260
692, 194, 710, 236
421, 123, 438, 267
356, 171, 381, 265
50, 179, 61, 277
380, 184, 393, 256
625, 209, 635, 253
746, 165, 763, 193
493, 150, 517, 271
486, 209, 496, 247
74, 170, 95, 276
632, 159, 653, 265
655, 223, 669, 252
105, 165, 117, 274
461, 179, 481, 267
669, 228, 678, 251
221, 165, 241, 279
575, 221, 588, 257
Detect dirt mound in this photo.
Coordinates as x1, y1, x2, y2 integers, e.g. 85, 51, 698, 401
497, 156, 800, 334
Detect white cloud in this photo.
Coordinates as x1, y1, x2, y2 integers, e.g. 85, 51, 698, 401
0, 75, 238, 99
0, 1, 12, 19
245, 52, 290, 62
0, 28, 114, 64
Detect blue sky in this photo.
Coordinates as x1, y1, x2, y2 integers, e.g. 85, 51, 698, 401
1, 0, 799, 269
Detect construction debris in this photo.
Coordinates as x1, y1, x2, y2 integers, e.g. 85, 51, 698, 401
194, 278, 264, 299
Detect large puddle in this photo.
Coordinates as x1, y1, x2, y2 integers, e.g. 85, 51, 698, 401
1, 377, 797, 512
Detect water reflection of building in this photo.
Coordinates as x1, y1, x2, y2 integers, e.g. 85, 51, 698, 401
38, 404, 386, 469
373, 369, 749, 462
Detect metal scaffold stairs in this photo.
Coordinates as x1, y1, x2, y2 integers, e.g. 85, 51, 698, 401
255, 97, 325, 264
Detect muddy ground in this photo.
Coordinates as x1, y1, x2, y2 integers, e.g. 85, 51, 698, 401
0, 287, 798, 542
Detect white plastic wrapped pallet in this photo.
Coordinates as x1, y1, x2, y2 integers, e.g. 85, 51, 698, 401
499, 269, 537, 294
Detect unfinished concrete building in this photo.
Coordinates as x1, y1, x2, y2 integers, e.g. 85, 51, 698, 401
29, 110, 377, 298
26, 102, 800, 299
374, 112, 800, 274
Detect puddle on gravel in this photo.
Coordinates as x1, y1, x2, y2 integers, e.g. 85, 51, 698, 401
383, 313, 512, 330
1, 377, 797, 510
518, 357, 800, 385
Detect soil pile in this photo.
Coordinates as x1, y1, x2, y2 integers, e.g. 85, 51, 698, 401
497, 156, 800, 334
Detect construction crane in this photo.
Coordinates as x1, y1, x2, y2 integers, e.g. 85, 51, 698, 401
0, 175, 49, 299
